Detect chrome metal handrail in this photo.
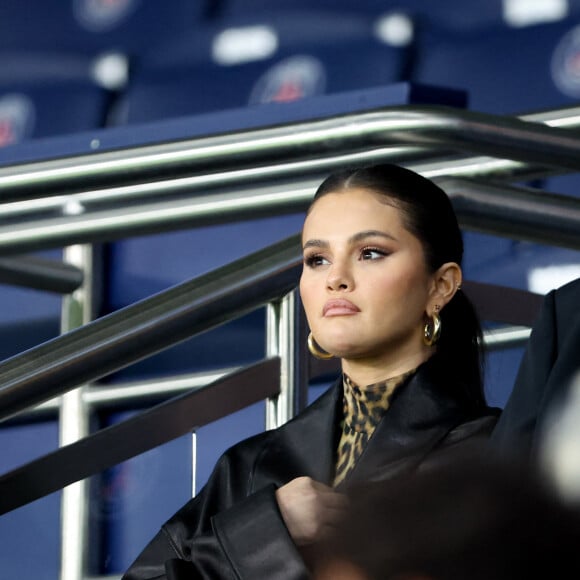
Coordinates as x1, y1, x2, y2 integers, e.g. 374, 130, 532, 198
1, 105, 580, 201
0, 234, 302, 423
439, 178, 580, 250
0, 358, 282, 515
1, 173, 579, 257
0, 100, 577, 580
1, 106, 580, 256
0, 254, 83, 293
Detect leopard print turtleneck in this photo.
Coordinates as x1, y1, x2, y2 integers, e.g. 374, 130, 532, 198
333, 368, 416, 487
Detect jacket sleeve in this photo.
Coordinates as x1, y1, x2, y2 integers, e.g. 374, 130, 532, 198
489, 288, 558, 457
122, 437, 309, 580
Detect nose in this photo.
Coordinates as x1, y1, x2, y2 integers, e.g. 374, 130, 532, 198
326, 260, 353, 292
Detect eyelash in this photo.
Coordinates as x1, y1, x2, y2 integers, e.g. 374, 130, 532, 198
304, 247, 389, 268
304, 254, 327, 268
360, 246, 388, 260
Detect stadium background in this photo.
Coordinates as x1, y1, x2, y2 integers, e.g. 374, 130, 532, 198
1, 0, 580, 577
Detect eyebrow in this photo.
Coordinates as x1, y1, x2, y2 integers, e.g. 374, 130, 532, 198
350, 230, 397, 244
302, 230, 397, 250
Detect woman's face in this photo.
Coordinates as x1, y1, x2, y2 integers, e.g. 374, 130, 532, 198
300, 188, 437, 368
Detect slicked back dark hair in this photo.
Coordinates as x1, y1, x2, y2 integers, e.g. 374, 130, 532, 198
310, 163, 486, 410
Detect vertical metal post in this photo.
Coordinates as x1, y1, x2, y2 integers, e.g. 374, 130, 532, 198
265, 290, 308, 430
191, 431, 197, 498
59, 245, 98, 580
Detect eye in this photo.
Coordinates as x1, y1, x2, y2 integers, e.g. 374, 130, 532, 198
304, 253, 330, 268
360, 247, 388, 261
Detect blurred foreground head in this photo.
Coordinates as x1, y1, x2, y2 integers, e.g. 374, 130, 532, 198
314, 450, 580, 580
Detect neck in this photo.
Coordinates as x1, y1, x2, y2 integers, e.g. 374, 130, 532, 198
341, 349, 433, 387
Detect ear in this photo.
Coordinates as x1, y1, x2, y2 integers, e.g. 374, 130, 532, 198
427, 262, 462, 314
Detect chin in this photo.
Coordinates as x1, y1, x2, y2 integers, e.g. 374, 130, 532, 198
324, 341, 362, 359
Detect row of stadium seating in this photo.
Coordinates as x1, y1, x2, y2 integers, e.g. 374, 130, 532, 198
1, 0, 570, 55
3, 0, 580, 147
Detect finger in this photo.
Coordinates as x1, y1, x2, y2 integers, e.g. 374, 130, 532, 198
309, 479, 334, 492
319, 491, 349, 510
308, 480, 348, 502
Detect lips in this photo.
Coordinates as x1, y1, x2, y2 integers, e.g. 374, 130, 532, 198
323, 299, 360, 317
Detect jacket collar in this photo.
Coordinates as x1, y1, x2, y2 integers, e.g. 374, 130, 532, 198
254, 360, 472, 490
340, 360, 467, 488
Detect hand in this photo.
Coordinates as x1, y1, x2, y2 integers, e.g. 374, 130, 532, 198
275, 476, 348, 546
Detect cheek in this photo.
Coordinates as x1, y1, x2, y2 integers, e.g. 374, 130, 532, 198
299, 274, 307, 300
299, 274, 323, 325
370, 267, 429, 306
299, 274, 314, 308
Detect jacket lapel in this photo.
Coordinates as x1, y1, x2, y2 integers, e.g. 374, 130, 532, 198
340, 364, 465, 488
253, 364, 474, 492
253, 379, 343, 489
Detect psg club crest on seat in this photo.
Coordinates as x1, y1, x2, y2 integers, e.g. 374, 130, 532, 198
551, 24, 580, 98
73, 0, 140, 32
0, 94, 35, 148
249, 55, 326, 105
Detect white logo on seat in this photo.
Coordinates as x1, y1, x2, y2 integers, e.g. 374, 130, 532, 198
73, 0, 140, 33
249, 55, 326, 105
0, 94, 35, 147
552, 24, 580, 97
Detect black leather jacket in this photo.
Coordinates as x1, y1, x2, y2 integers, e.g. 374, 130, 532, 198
123, 362, 499, 580
491, 277, 580, 458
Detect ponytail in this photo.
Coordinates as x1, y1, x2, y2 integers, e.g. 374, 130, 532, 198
436, 289, 486, 411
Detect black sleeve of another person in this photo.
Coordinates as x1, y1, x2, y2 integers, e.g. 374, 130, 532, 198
490, 277, 580, 459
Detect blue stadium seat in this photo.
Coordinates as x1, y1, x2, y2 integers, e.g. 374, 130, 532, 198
413, 18, 580, 114
0, 1, 211, 142
411, 12, 580, 215
117, 11, 414, 123
0, 0, 206, 57
218, 0, 506, 32
0, 52, 110, 146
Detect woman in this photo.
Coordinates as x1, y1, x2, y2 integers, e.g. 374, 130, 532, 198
123, 163, 500, 580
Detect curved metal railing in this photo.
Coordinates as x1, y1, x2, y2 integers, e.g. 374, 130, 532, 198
0, 234, 302, 423
0, 101, 579, 580
2, 105, 580, 200
1, 106, 580, 257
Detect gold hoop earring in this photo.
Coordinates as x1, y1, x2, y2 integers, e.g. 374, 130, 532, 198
307, 332, 334, 360
423, 311, 442, 347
